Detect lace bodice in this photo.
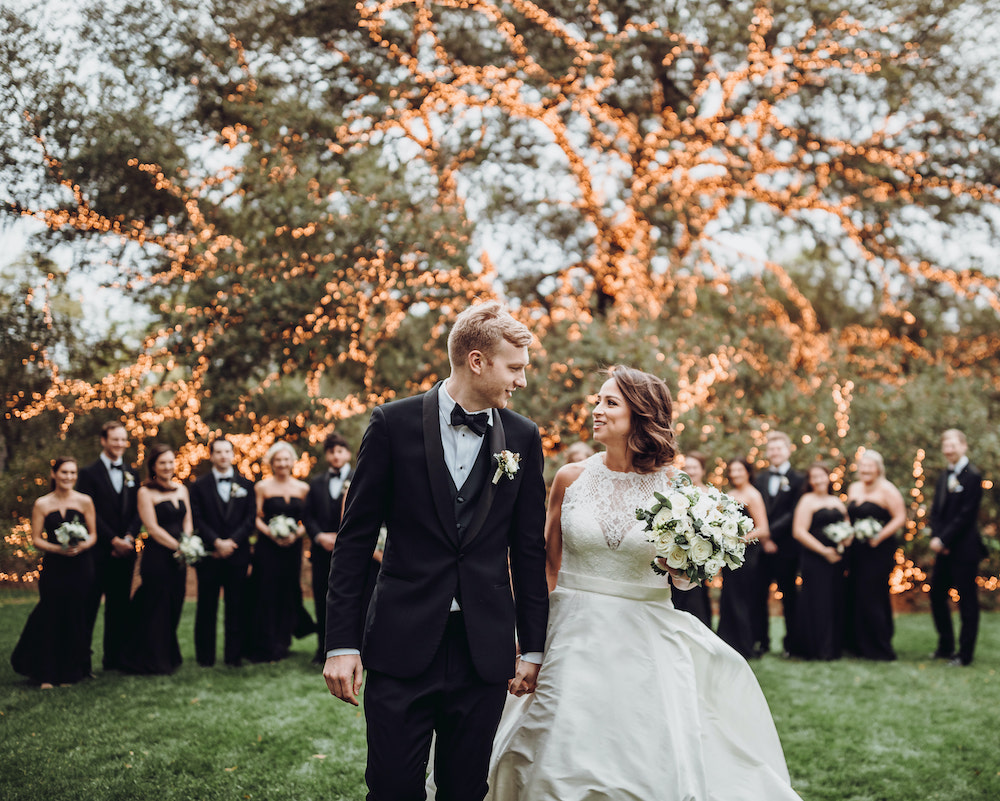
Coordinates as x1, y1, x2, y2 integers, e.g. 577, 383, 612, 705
560, 454, 674, 588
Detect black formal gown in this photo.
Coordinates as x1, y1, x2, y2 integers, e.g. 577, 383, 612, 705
245, 496, 310, 662
847, 500, 896, 660
716, 542, 763, 658
672, 580, 712, 626
121, 501, 187, 675
11, 510, 96, 685
792, 506, 847, 660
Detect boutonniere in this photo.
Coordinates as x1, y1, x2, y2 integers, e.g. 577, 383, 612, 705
778, 475, 790, 493
492, 450, 521, 484
230, 484, 248, 499
341, 479, 351, 494
947, 474, 963, 493
124, 471, 136, 488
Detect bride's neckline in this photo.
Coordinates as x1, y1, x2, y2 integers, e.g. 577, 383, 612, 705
593, 453, 672, 479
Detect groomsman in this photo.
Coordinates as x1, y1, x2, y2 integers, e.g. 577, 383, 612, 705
190, 437, 256, 667
752, 431, 806, 656
929, 429, 986, 666
76, 421, 139, 671
303, 433, 354, 664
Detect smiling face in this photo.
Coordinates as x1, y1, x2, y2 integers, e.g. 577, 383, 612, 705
727, 460, 749, 489
210, 440, 235, 473
101, 425, 129, 462
469, 338, 529, 410
808, 465, 830, 494
269, 448, 294, 478
684, 455, 706, 486
154, 451, 176, 484
592, 378, 631, 445
765, 436, 791, 468
52, 460, 78, 491
325, 445, 351, 471
941, 432, 967, 467
857, 456, 879, 485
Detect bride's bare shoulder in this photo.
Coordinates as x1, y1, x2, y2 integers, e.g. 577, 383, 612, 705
553, 460, 589, 491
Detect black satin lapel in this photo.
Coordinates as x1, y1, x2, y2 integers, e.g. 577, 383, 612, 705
423, 383, 459, 540
463, 411, 507, 546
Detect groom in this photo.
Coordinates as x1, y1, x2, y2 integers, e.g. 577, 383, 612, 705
323, 300, 549, 801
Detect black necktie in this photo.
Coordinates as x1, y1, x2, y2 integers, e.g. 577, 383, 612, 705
450, 405, 489, 437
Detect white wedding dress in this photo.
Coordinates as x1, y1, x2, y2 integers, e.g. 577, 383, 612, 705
482, 454, 800, 800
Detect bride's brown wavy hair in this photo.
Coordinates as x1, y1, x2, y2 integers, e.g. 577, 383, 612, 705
606, 365, 676, 473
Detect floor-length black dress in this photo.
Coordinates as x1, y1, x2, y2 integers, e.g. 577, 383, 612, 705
11, 509, 96, 685
793, 506, 847, 660
671, 580, 712, 626
121, 500, 187, 675
717, 542, 763, 658
847, 500, 896, 660
245, 496, 310, 662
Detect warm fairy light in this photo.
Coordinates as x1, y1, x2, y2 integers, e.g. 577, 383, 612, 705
3, 3, 996, 592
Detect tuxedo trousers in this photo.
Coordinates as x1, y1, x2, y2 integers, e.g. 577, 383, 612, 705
930, 553, 980, 664
760, 544, 800, 654
87, 548, 137, 671
195, 556, 249, 666
363, 611, 507, 801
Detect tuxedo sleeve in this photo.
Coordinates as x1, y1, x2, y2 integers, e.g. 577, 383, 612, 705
190, 481, 221, 548
76, 468, 116, 545
507, 425, 549, 655
326, 407, 390, 652
935, 471, 983, 549
303, 480, 324, 541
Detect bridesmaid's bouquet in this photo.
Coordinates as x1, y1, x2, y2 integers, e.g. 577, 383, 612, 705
822, 520, 854, 552
53, 520, 89, 548
851, 518, 883, 542
268, 515, 299, 540
174, 534, 207, 565
636, 474, 754, 585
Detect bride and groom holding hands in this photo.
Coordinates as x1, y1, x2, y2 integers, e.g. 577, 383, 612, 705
323, 301, 799, 800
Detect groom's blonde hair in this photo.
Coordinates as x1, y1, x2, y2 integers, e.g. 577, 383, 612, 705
448, 300, 532, 369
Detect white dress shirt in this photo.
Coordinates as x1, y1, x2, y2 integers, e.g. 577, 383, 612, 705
328, 465, 351, 499
768, 461, 791, 497
213, 468, 235, 502
100, 452, 125, 494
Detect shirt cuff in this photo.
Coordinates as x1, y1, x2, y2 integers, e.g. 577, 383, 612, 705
326, 648, 360, 658
519, 651, 543, 665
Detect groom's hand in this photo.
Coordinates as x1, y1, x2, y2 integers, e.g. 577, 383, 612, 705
324, 654, 364, 706
508, 659, 540, 697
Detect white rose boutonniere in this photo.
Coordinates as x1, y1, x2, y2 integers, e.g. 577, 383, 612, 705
124, 471, 136, 488
492, 450, 521, 485
778, 475, 790, 493
947, 473, 963, 493
229, 483, 248, 499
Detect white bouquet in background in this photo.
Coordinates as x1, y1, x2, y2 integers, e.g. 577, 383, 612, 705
268, 515, 299, 540
174, 534, 207, 565
851, 517, 883, 542
53, 520, 89, 548
823, 520, 854, 552
636, 473, 754, 585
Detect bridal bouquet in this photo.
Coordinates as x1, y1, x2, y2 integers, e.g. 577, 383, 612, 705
823, 520, 854, 552
268, 514, 299, 540
851, 517, 883, 542
54, 519, 89, 548
174, 534, 207, 565
636, 473, 754, 585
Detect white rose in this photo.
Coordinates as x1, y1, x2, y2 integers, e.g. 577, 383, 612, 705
655, 528, 677, 554
665, 542, 689, 569
673, 518, 695, 540
688, 535, 714, 563
723, 549, 743, 569
692, 494, 716, 521
667, 493, 690, 513
653, 506, 679, 527
704, 554, 725, 579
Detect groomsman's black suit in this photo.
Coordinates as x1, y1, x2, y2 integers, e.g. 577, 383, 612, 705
76, 458, 139, 671
929, 461, 986, 665
326, 382, 549, 800
189, 470, 256, 666
753, 466, 807, 654
303, 464, 360, 662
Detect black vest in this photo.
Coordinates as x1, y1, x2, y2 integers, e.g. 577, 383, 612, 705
447, 436, 492, 542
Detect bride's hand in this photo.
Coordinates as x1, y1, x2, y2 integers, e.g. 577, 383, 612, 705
656, 558, 695, 590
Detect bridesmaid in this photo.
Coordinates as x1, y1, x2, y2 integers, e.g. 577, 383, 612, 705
717, 457, 771, 658
11, 458, 97, 687
845, 450, 905, 660
671, 451, 713, 626
245, 441, 312, 662
122, 444, 192, 675
791, 461, 850, 660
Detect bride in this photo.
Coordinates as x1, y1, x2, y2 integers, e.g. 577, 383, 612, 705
471, 365, 800, 800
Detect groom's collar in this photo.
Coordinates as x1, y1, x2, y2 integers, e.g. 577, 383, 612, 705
439, 381, 495, 427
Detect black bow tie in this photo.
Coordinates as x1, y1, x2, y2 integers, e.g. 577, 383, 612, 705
450, 405, 489, 437
217, 476, 233, 483
769, 468, 782, 476
110, 463, 124, 471
329, 469, 347, 480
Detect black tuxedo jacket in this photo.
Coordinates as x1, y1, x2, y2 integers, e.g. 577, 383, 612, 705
76, 458, 140, 552
303, 467, 352, 554
326, 382, 549, 683
753, 468, 807, 546
930, 462, 986, 562
189, 472, 256, 565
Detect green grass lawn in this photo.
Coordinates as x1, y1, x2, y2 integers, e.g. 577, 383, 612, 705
1, 592, 998, 800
